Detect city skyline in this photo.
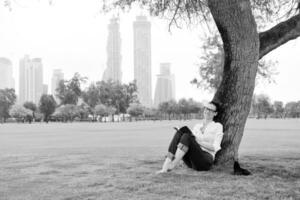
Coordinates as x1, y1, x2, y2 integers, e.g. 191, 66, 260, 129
1, 1, 300, 104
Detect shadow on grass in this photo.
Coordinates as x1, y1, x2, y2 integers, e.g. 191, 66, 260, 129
138, 155, 300, 178
1, 154, 299, 200
131, 155, 300, 199
241, 155, 300, 180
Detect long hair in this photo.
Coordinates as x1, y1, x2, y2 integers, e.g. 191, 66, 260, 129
210, 101, 222, 123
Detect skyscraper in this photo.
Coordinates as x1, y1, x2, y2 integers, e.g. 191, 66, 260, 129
51, 69, 64, 101
0, 57, 14, 89
133, 15, 152, 107
102, 16, 122, 83
43, 84, 48, 95
154, 63, 176, 107
19, 55, 43, 104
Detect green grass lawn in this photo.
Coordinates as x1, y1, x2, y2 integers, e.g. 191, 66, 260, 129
0, 119, 299, 200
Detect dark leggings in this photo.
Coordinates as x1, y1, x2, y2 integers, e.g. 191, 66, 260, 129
167, 126, 214, 171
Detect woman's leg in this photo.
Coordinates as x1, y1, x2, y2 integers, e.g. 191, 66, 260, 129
167, 133, 192, 170
159, 132, 193, 172
159, 157, 172, 172
167, 147, 187, 170
157, 127, 193, 173
183, 139, 214, 171
167, 126, 193, 158
169, 133, 214, 171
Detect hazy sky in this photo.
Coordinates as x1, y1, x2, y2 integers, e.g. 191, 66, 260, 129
1, 0, 300, 104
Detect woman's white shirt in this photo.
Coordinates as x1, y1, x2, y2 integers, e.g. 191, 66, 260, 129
192, 121, 223, 158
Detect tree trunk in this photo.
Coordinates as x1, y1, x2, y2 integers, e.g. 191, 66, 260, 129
208, 0, 259, 166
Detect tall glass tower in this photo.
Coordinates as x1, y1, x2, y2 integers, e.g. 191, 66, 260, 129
102, 16, 122, 83
133, 16, 152, 107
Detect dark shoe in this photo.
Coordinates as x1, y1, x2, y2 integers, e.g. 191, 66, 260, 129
233, 161, 251, 176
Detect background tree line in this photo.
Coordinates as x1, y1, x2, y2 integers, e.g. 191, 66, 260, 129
1, 73, 300, 123
0, 73, 202, 123
250, 94, 300, 119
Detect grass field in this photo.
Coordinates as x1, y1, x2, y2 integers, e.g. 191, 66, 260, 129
0, 119, 299, 200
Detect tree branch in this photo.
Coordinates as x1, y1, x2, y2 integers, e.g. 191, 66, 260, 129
259, 13, 300, 59
168, 0, 182, 31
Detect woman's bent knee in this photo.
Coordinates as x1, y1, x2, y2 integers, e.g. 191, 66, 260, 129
178, 133, 192, 148
177, 143, 189, 153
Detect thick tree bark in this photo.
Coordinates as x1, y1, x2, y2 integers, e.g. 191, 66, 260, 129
208, 0, 259, 166
259, 13, 300, 59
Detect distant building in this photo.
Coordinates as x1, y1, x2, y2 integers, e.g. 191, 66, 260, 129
43, 84, 48, 95
19, 55, 43, 104
0, 57, 15, 89
133, 15, 152, 107
51, 69, 64, 101
102, 16, 122, 83
154, 63, 176, 107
